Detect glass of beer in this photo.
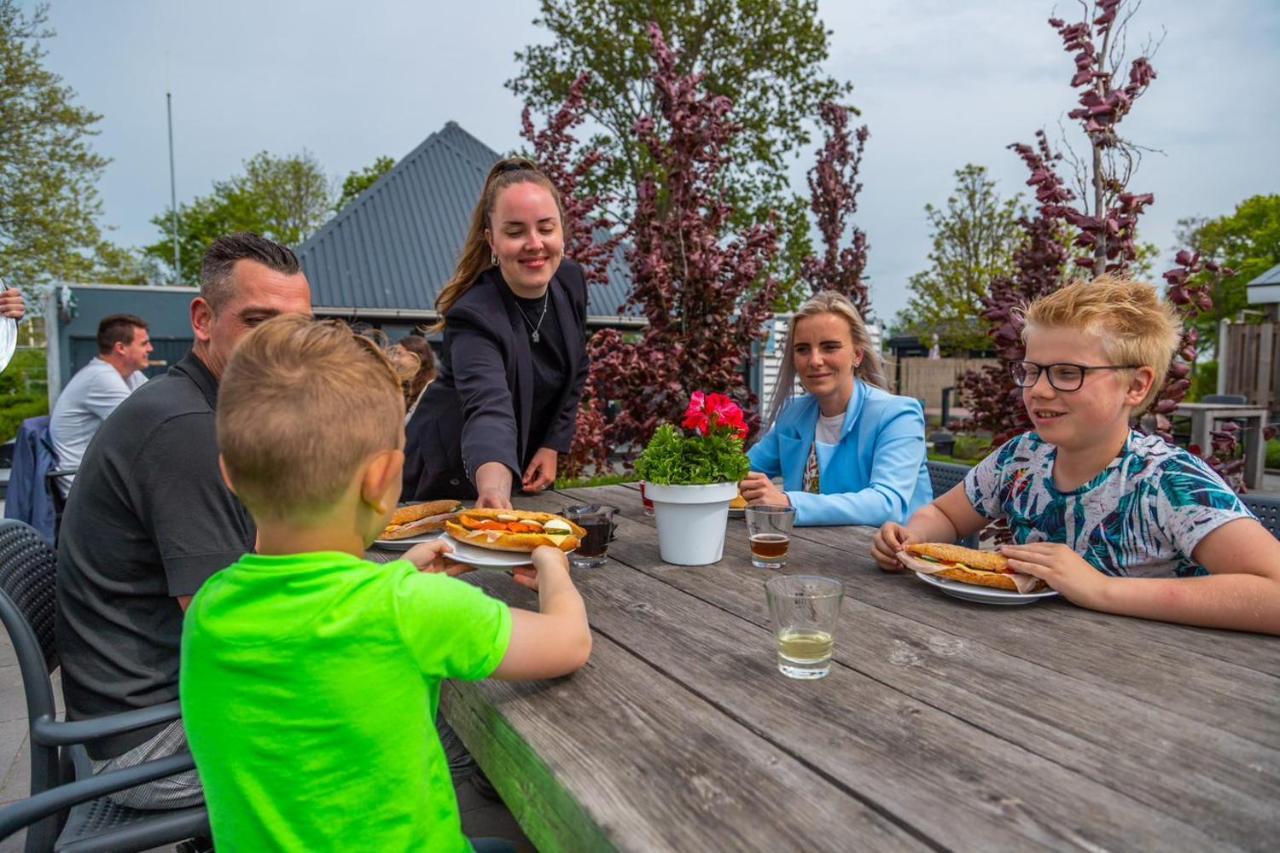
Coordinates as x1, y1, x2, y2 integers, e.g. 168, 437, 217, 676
744, 505, 796, 569
562, 504, 618, 568
765, 575, 844, 679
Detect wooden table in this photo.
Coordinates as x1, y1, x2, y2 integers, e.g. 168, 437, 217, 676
1174, 402, 1271, 489
372, 485, 1279, 851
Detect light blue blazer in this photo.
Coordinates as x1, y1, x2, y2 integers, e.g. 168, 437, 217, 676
747, 381, 932, 526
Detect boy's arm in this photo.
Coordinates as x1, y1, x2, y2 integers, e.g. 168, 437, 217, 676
1003, 519, 1280, 635
493, 547, 592, 680
872, 485, 987, 570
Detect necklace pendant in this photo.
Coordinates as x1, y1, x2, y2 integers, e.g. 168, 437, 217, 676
531, 330, 540, 343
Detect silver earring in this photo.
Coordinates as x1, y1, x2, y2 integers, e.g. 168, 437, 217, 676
490, 252, 498, 265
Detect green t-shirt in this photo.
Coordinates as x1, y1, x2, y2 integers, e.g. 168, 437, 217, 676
180, 552, 512, 852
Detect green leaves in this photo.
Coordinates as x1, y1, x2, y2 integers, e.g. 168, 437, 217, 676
634, 423, 751, 485
0, 0, 110, 289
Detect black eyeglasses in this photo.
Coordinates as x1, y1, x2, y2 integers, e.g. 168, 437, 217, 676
1009, 360, 1141, 391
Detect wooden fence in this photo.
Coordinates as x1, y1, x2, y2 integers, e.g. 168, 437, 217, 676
1222, 322, 1278, 415
892, 357, 999, 414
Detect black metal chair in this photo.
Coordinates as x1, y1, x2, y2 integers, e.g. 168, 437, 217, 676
925, 461, 980, 548
1242, 494, 1280, 541
0, 520, 208, 852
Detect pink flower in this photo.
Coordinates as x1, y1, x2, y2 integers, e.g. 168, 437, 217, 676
682, 391, 748, 440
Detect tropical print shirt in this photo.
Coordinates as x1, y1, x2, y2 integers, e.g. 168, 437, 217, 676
964, 430, 1254, 578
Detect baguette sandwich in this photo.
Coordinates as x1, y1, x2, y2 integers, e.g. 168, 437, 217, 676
444, 508, 586, 553
379, 499, 462, 541
899, 543, 1047, 593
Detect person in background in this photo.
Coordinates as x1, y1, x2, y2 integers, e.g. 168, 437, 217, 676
183, 315, 590, 851
403, 156, 589, 508
392, 334, 437, 420
873, 276, 1280, 634
55, 233, 312, 809
49, 314, 152, 495
0, 286, 24, 323
741, 290, 932, 526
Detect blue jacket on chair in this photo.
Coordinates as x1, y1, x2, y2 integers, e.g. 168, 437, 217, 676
747, 382, 932, 526
4, 416, 56, 543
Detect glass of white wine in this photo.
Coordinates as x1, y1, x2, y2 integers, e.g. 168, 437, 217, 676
765, 575, 844, 679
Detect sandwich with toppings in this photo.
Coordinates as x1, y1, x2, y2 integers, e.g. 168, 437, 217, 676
444, 508, 586, 553
897, 542, 1047, 593
379, 499, 462, 540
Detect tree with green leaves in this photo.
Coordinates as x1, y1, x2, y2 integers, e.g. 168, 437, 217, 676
894, 165, 1025, 354
0, 0, 115, 289
335, 155, 395, 213
1176, 195, 1280, 341
144, 150, 332, 283
509, 0, 847, 278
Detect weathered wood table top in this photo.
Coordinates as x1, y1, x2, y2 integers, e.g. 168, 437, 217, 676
375, 484, 1279, 852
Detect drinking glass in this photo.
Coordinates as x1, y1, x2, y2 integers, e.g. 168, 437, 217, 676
765, 575, 844, 679
562, 504, 618, 568
639, 481, 655, 516
745, 505, 796, 569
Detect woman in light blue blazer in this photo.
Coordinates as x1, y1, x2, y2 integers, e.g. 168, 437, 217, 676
741, 291, 932, 526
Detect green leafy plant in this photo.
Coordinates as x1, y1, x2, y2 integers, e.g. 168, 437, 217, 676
634, 393, 751, 485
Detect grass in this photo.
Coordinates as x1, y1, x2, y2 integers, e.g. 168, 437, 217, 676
1268, 438, 1280, 470
0, 349, 49, 443
554, 471, 639, 490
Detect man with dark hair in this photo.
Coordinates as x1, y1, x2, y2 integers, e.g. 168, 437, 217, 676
49, 314, 152, 495
56, 233, 311, 809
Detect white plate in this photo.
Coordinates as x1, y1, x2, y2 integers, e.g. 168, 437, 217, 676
373, 532, 443, 551
0, 318, 15, 374
914, 571, 1059, 605
439, 533, 534, 568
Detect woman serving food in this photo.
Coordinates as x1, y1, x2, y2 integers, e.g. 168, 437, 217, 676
741, 290, 932, 526
403, 157, 589, 508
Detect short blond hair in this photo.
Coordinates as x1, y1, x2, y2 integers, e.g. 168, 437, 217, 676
218, 315, 405, 521
1023, 274, 1181, 411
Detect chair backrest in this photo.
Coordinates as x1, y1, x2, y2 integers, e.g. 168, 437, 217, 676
925, 461, 981, 548
0, 520, 63, 818
1200, 394, 1247, 405
926, 460, 970, 498
1242, 494, 1280, 541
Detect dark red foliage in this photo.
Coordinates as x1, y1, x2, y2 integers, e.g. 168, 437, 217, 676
521, 75, 621, 477
802, 101, 870, 316
957, 133, 1072, 444
584, 23, 780, 469
960, 2, 1159, 446
520, 74, 620, 288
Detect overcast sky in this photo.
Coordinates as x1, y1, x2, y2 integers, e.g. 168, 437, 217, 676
29, 0, 1280, 323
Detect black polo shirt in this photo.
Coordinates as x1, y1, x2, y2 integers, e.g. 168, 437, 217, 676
56, 351, 254, 759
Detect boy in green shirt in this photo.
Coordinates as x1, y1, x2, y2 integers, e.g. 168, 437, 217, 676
180, 315, 591, 851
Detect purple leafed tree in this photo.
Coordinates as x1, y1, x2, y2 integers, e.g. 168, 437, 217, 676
585, 22, 780, 468
520, 73, 621, 289
802, 101, 870, 316
959, 0, 1158, 444
521, 74, 621, 478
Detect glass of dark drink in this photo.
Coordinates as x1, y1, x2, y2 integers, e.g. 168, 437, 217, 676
745, 505, 796, 569
639, 481, 655, 516
562, 504, 619, 568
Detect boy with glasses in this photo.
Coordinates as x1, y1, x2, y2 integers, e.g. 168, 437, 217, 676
873, 276, 1280, 634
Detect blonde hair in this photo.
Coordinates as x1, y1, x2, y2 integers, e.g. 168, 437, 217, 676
766, 290, 888, 429
432, 157, 565, 331
1022, 274, 1181, 413
218, 315, 405, 521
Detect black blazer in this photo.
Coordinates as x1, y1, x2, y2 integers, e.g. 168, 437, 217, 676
403, 259, 589, 500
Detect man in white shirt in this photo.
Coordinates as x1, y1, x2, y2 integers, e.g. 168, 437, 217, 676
50, 314, 152, 494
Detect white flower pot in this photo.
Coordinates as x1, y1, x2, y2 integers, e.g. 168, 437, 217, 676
644, 481, 739, 566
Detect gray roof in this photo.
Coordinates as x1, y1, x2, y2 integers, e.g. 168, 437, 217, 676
298, 121, 636, 324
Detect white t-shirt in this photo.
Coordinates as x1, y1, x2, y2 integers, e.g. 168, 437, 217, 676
813, 411, 844, 472
50, 357, 147, 494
